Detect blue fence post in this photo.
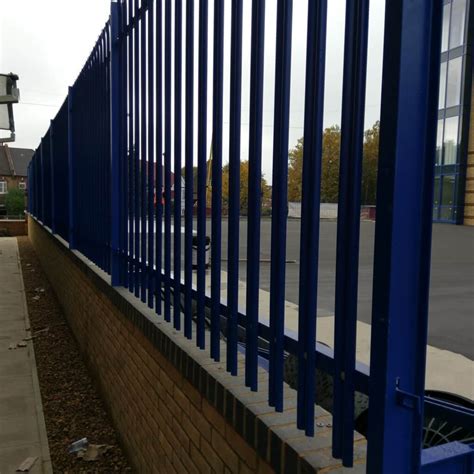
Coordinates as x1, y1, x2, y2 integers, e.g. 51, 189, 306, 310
197, 0, 208, 350
332, 0, 369, 465
226, 0, 244, 377
173, 0, 183, 329
110, 0, 121, 286
367, 1, 443, 473
140, 0, 148, 303
155, 0, 163, 316
148, 0, 156, 309
67, 86, 76, 249
269, 0, 293, 412
49, 120, 56, 233
39, 140, 44, 223
245, 0, 266, 390
296, 0, 327, 437
164, 0, 172, 320
27, 162, 31, 215
210, 0, 224, 362
184, 0, 194, 339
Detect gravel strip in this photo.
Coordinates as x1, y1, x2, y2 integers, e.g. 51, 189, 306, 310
17, 237, 133, 473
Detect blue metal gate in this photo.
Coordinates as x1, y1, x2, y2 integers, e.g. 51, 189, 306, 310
27, 1, 474, 472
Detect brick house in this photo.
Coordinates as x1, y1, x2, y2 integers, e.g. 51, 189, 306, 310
0, 144, 33, 216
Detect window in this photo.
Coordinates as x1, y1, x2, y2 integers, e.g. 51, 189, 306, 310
440, 206, 454, 221
449, 0, 466, 50
443, 116, 459, 165
0, 181, 7, 194
446, 57, 462, 108
18, 182, 26, 190
441, 3, 451, 52
441, 175, 455, 206
439, 62, 447, 109
433, 177, 441, 206
436, 120, 444, 164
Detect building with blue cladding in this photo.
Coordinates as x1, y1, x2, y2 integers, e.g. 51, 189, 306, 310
435, 0, 474, 224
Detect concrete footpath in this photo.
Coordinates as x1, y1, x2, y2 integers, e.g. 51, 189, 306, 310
0, 238, 52, 474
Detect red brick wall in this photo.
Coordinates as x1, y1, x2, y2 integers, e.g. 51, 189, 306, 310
0, 219, 27, 236
28, 218, 275, 473
28, 216, 366, 473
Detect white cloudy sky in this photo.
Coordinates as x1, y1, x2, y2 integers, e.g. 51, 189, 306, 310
0, 0, 385, 179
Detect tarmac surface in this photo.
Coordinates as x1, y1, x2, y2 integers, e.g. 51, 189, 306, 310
203, 218, 474, 360
135, 217, 473, 359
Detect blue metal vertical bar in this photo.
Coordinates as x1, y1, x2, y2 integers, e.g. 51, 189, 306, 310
140, 0, 148, 301
102, 34, 108, 270
226, 0, 243, 376
184, 0, 194, 339
296, 0, 327, 437
94, 42, 99, 266
147, 0, 155, 308
36, 150, 40, 219
102, 35, 107, 269
102, 33, 107, 269
88, 50, 94, 263
196, 0, 208, 350
128, 0, 135, 291
367, 2, 443, 473
104, 31, 108, 269
94, 44, 100, 266
210, 0, 224, 361
106, 30, 112, 272
121, 0, 129, 286
28, 159, 31, 216
103, 33, 108, 273
103, 36, 107, 267
40, 140, 44, 223
332, 0, 369, 465
67, 85, 75, 249
33, 154, 37, 217
27, 162, 31, 215
164, 0, 172, 322
245, 0, 266, 390
268, 0, 292, 411
134, 0, 140, 297
173, 0, 183, 330
49, 120, 56, 233
67, 87, 76, 249
155, 0, 163, 315
95, 46, 99, 257
111, 0, 122, 286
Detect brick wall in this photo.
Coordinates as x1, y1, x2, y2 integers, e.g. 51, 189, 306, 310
0, 219, 27, 236
28, 216, 365, 473
464, 78, 474, 226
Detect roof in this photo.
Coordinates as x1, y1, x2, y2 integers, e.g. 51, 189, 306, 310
0, 145, 33, 177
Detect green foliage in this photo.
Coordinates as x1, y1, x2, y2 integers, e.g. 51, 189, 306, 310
5, 188, 25, 216
287, 121, 380, 205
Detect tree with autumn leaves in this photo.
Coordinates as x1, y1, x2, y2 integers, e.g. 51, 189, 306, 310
181, 161, 272, 214
182, 121, 379, 210
288, 121, 380, 204
221, 160, 272, 213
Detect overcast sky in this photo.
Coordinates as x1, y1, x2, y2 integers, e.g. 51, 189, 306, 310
0, 0, 385, 179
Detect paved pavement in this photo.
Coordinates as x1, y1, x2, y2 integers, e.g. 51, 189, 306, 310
0, 238, 51, 474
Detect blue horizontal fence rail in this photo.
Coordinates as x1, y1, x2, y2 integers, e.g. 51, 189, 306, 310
27, 0, 474, 472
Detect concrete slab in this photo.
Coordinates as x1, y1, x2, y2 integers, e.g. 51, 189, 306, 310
0, 237, 52, 474
0, 444, 45, 474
